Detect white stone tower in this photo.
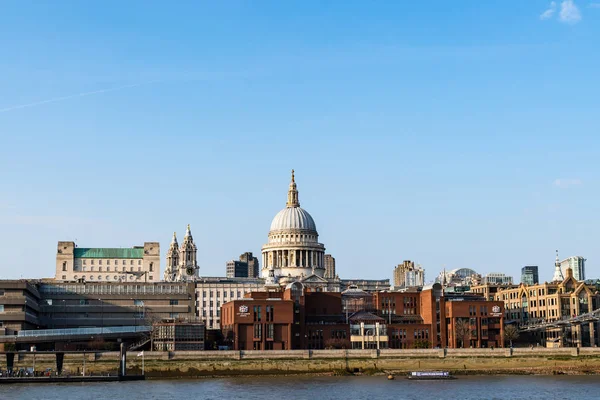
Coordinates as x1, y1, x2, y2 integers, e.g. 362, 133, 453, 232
164, 232, 179, 282
177, 224, 199, 281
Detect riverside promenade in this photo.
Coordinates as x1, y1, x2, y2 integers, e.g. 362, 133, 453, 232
3, 348, 600, 378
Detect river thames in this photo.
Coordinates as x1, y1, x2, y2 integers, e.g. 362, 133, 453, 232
2, 375, 600, 400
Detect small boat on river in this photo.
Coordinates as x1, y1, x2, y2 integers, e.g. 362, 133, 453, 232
407, 371, 455, 380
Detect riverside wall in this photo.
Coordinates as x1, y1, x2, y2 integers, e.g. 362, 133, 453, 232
5, 348, 600, 377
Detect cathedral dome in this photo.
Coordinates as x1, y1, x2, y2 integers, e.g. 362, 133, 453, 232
270, 207, 316, 232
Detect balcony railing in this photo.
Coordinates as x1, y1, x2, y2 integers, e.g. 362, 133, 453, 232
16, 325, 151, 338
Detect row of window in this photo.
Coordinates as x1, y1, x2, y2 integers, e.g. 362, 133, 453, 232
82, 259, 141, 266
253, 323, 275, 339
61, 275, 154, 281
201, 290, 245, 298
468, 305, 489, 316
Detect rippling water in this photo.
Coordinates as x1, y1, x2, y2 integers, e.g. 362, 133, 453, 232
3, 375, 600, 400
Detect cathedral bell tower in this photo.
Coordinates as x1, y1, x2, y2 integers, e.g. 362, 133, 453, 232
176, 224, 199, 281
164, 232, 179, 282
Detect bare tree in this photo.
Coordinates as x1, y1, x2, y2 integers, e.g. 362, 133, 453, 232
454, 318, 471, 348
504, 324, 519, 348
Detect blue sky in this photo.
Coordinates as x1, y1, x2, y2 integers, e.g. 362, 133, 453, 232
1, 1, 599, 283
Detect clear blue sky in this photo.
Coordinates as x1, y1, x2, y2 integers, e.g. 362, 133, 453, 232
1, 1, 599, 283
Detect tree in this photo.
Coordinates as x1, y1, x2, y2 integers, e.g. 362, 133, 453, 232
324, 338, 351, 349
412, 339, 431, 349
454, 318, 471, 348
504, 324, 519, 347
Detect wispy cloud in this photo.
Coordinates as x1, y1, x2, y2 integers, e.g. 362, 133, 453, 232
559, 0, 582, 23
553, 178, 582, 188
0, 81, 159, 114
540, 0, 582, 23
540, 1, 557, 19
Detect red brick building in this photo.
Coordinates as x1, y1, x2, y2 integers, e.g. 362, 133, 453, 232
444, 294, 504, 348
221, 284, 348, 350
222, 283, 503, 350
373, 284, 445, 349
221, 298, 294, 350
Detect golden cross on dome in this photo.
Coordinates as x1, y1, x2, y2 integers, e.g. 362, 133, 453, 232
291, 169, 295, 182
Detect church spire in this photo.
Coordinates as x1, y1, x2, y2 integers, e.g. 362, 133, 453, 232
286, 169, 300, 208
552, 249, 564, 282
171, 231, 178, 245
184, 224, 192, 239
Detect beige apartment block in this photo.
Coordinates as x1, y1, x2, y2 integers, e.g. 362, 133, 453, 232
55, 241, 160, 283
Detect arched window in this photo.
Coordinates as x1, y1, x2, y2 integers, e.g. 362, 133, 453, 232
62, 262, 67, 271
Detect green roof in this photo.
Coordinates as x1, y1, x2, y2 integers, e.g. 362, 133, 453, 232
74, 248, 144, 259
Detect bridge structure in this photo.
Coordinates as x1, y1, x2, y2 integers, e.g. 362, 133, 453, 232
517, 308, 600, 333
0, 326, 151, 345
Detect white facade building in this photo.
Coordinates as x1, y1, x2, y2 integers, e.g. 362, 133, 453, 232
482, 273, 513, 285
560, 256, 586, 282
195, 277, 265, 329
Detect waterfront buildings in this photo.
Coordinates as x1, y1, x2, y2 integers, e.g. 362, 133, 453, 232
444, 293, 504, 348
194, 277, 265, 329
393, 261, 425, 288
0, 280, 42, 333
164, 225, 200, 282
152, 321, 205, 351
521, 266, 539, 286
221, 284, 350, 350
55, 241, 160, 282
226, 252, 259, 278
494, 267, 600, 347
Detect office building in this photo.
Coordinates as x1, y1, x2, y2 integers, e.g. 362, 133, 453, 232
521, 266, 539, 286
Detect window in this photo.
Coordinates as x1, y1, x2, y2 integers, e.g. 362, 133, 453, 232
80, 299, 89, 305
83, 260, 87, 265
134, 299, 144, 306
203, 291, 206, 297
170, 300, 179, 305
253, 324, 262, 339
61, 275, 66, 280
62, 262, 67, 271
149, 263, 154, 272
130, 260, 134, 265
138, 260, 141, 265
107, 260, 110, 265
216, 291, 220, 298
266, 324, 274, 339
123, 260, 126, 265
0, 305, 4, 312
99, 260, 102, 265
149, 276, 153, 281
224, 291, 228, 298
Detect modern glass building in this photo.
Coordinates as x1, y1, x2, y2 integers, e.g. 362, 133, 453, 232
521, 266, 539, 285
